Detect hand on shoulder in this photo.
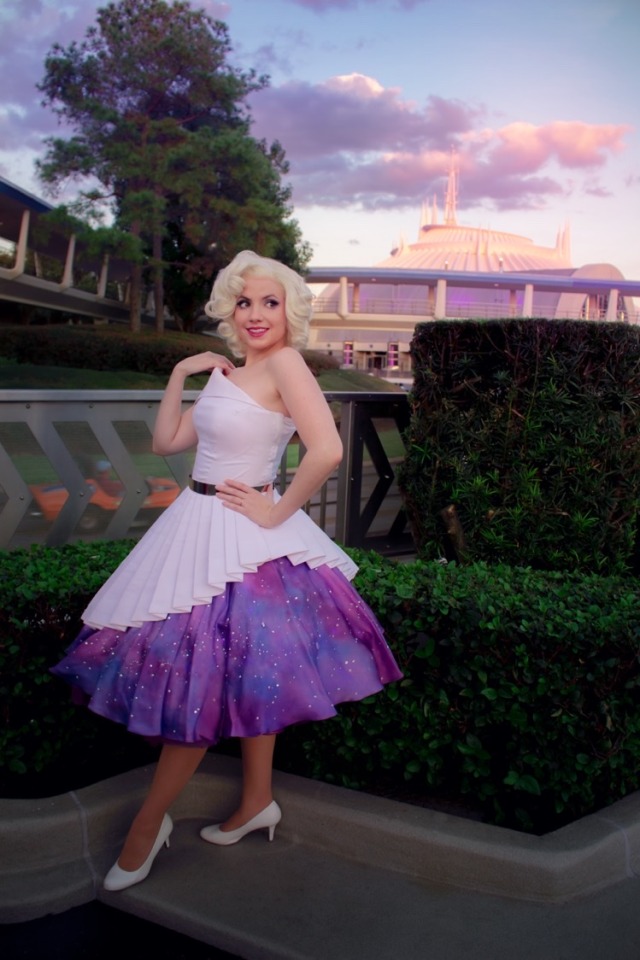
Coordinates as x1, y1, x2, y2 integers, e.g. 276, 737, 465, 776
174, 352, 235, 379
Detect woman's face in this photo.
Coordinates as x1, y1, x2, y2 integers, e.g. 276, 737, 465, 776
233, 273, 288, 359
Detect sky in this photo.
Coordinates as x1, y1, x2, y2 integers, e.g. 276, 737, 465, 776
0, 0, 638, 277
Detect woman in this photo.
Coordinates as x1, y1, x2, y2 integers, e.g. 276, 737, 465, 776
52, 250, 402, 891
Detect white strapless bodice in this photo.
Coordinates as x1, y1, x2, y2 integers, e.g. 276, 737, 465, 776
191, 369, 295, 486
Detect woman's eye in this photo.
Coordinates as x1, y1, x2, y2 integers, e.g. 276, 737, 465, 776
265, 299, 280, 308
236, 299, 250, 309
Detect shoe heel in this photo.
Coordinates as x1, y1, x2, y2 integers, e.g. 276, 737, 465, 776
268, 824, 276, 842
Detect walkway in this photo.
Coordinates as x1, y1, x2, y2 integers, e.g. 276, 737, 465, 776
2, 754, 640, 959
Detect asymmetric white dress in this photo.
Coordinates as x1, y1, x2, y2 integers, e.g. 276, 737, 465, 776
52, 369, 402, 745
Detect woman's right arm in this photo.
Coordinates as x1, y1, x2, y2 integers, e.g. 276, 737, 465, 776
152, 352, 235, 456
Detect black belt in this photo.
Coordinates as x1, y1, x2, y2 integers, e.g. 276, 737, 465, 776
189, 477, 274, 496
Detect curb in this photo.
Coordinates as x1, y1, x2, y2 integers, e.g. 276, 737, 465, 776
2, 753, 640, 923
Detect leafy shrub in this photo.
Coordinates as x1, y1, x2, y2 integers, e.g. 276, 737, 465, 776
0, 325, 228, 376
0, 325, 338, 378
3, 542, 640, 831
0, 540, 155, 792
281, 550, 640, 833
399, 319, 640, 574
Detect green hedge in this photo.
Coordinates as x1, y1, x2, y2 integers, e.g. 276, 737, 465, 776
399, 319, 640, 574
0, 325, 338, 378
283, 552, 640, 832
0, 325, 232, 376
0, 540, 156, 794
2, 541, 640, 831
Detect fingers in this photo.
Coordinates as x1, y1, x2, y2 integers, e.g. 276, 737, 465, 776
177, 352, 235, 376
216, 481, 274, 527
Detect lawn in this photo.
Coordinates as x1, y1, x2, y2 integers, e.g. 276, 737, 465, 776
0, 356, 404, 393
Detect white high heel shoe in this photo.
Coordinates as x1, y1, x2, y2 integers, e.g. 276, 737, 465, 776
103, 813, 173, 891
200, 801, 281, 846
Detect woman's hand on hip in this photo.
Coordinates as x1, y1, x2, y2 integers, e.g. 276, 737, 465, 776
216, 479, 276, 528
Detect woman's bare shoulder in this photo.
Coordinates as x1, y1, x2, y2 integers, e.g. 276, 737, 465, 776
269, 347, 314, 380
269, 346, 307, 370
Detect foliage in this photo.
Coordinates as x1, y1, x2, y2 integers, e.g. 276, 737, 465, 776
0, 356, 172, 390
398, 319, 640, 574
0, 324, 227, 376
36, 0, 309, 331
2, 541, 640, 832
0, 324, 337, 379
281, 551, 640, 833
0, 540, 153, 788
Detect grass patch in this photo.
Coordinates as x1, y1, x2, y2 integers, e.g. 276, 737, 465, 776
318, 368, 404, 393
0, 357, 402, 392
0, 357, 179, 390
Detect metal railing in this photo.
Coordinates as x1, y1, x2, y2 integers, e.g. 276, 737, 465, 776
0, 389, 413, 556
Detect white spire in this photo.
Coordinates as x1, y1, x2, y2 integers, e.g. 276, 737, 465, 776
562, 220, 571, 262
419, 200, 430, 237
443, 148, 458, 226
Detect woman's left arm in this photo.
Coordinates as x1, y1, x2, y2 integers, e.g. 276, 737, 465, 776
217, 349, 342, 528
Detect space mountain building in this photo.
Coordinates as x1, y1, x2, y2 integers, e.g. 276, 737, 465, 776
307, 163, 636, 382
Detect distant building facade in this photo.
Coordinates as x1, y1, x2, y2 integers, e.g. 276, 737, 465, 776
307, 162, 637, 383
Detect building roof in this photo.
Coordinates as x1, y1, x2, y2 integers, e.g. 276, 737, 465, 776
379, 158, 572, 274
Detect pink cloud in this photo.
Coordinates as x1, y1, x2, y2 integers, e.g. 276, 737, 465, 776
582, 177, 613, 198
249, 74, 631, 214
543, 121, 628, 166
250, 74, 480, 159
489, 120, 629, 173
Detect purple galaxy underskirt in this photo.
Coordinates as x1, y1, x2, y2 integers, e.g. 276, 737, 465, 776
51, 557, 402, 746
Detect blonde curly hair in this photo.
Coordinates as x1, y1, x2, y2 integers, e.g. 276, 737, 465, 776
204, 250, 312, 358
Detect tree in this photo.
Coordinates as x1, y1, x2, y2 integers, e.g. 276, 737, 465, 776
37, 0, 309, 332
161, 129, 311, 331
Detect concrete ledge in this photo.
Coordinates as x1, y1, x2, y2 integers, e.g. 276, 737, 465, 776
2, 753, 640, 923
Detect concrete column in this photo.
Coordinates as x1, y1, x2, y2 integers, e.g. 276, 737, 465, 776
435, 278, 447, 319
338, 276, 349, 320
352, 283, 360, 313
509, 289, 517, 317
60, 234, 77, 289
605, 290, 619, 321
7, 210, 30, 278
427, 285, 435, 316
522, 283, 534, 317
97, 254, 110, 298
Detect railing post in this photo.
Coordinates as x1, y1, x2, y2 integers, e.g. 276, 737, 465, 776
335, 399, 356, 544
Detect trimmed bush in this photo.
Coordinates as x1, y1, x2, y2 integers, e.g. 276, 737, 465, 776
0, 540, 154, 793
0, 325, 230, 376
0, 325, 338, 378
2, 542, 640, 831
399, 319, 640, 574
282, 551, 640, 832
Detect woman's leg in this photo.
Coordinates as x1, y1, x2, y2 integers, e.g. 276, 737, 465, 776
219, 734, 276, 832
117, 743, 207, 870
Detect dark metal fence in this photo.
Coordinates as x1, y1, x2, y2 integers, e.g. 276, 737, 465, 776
0, 389, 413, 556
